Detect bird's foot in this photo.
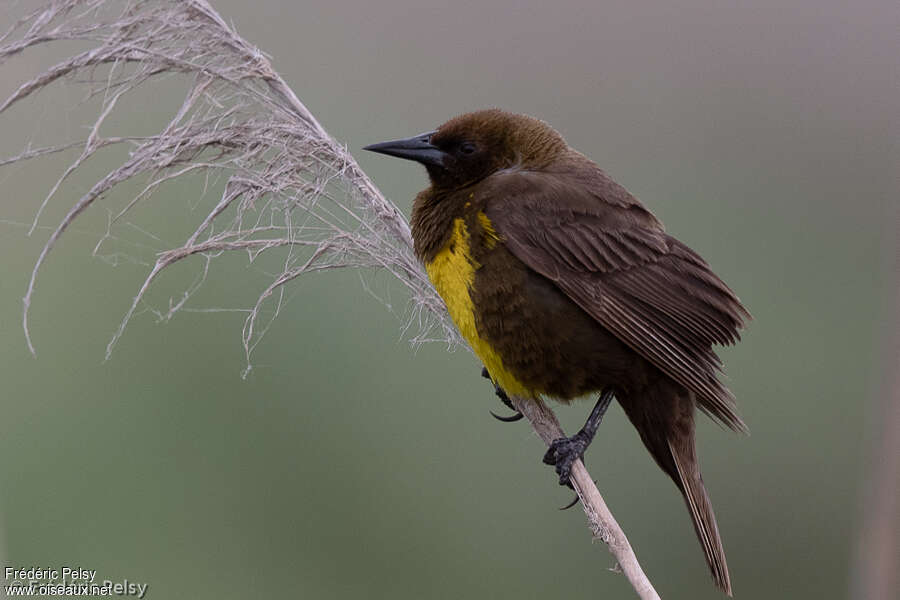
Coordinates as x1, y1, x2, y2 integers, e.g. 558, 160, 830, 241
542, 431, 591, 487
482, 367, 523, 423
541, 388, 615, 510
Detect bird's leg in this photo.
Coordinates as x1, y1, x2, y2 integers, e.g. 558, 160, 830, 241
543, 387, 615, 487
481, 367, 523, 422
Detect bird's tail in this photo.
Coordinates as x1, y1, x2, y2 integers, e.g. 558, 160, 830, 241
619, 385, 733, 595
667, 436, 733, 596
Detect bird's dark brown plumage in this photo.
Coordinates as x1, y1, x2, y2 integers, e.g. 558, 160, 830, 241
365, 108, 750, 595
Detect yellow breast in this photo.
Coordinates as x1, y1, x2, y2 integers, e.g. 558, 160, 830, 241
424, 217, 533, 398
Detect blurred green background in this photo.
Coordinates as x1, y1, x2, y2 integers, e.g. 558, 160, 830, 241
0, 1, 896, 598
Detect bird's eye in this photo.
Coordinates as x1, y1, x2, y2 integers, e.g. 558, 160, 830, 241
459, 142, 477, 155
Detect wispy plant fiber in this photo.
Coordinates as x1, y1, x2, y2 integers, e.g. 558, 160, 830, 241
1, 0, 457, 370
0, 3, 659, 597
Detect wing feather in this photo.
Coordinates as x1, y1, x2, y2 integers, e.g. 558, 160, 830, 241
482, 168, 750, 431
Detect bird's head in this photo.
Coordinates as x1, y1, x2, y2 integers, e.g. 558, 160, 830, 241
363, 109, 568, 189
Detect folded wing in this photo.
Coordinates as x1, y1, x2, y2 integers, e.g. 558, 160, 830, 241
482, 167, 750, 431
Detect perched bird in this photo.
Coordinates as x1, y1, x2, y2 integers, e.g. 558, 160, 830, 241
364, 109, 749, 595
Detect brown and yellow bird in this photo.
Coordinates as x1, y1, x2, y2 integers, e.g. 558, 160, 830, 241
364, 109, 749, 595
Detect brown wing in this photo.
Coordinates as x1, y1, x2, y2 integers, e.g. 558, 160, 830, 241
481, 167, 751, 432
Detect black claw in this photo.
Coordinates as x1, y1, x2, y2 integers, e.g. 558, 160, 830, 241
558, 479, 598, 510
494, 386, 514, 409
490, 410, 524, 423
493, 384, 516, 411
481, 366, 523, 424
559, 493, 580, 510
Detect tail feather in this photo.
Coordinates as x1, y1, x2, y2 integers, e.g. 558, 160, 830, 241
668, 439, 733, 596
619, 383, 734, 595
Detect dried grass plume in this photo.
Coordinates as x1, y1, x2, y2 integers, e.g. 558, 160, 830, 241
0, 2, 660, 598
1, 0, 456, 369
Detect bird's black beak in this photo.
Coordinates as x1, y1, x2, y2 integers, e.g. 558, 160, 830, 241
363, 131, 445, 167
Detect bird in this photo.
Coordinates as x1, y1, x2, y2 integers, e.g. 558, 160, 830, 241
364, 109, 750, 595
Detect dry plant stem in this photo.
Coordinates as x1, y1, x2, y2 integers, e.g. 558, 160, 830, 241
1, 3, 661, 597
511, 395, 661, 600
850, 225, 900, 600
